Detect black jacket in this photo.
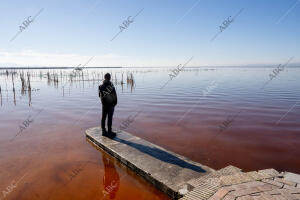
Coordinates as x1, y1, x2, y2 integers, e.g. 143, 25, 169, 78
99, 80, 117, 107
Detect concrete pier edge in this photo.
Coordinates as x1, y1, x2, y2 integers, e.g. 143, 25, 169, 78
86, 127, 300, 200
86, 130, 179, 198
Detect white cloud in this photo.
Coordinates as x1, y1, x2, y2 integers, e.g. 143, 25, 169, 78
0, 50, 122, 67
1, 49, 297, 68
0, 49, 178, 67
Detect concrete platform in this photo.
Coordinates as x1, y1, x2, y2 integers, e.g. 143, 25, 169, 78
182, 169, 300, 200
86, 127, 215, 199
86, 127, 300, 200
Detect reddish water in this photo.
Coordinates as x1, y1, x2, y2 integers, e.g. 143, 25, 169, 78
0, 67, 299, 199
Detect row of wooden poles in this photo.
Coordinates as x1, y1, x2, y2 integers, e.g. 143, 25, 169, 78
0, 69, 136, 106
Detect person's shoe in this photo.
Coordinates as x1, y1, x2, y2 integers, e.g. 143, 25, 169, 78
102, 129, 108, 136
107, 130, 117, 138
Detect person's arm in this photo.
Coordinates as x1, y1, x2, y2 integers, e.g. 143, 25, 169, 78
99, 85, 102, 98
113, 87, 117, 106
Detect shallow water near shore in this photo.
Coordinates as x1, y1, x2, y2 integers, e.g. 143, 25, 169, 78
0, 66, 299, 199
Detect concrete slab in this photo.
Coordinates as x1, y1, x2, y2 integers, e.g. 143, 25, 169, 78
86, 127, 214, 199
182, 169, 300, 200
283, 172, 300, 184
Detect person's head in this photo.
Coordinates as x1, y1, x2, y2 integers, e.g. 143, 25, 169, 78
104, 73, 111, 81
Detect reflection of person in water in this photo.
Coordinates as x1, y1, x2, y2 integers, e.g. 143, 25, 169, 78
102, 155, 120, 199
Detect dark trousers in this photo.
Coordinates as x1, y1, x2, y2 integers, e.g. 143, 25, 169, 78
102, 106, 114, 132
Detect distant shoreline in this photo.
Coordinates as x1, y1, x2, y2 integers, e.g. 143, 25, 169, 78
0, 67, 123, 70
0, 65, 299, 70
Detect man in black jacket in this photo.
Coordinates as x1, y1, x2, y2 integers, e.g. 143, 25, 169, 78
99, 73, 118, 137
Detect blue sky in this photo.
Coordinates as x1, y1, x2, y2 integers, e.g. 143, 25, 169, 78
0, 0, 299, 67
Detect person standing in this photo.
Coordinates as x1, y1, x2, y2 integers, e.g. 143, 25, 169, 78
99, 73, 118, 137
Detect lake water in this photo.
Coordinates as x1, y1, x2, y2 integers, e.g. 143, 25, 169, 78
0, 66, 299, 199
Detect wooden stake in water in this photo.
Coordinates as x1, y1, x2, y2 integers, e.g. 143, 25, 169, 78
12, 73, 16, 106
121, 73, 124, 85
0, 85, 2, 106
